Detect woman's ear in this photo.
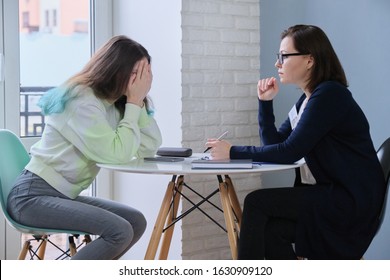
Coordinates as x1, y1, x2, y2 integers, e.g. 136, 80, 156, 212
307, 55, 314, 70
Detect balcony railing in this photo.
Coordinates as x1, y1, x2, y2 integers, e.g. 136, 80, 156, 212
20, 86, 53, 137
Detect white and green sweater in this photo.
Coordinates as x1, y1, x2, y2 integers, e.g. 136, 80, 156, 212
26, 87, 162, 199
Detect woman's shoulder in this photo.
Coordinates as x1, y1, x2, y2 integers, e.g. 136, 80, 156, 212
72, 85, 94, 98
312, 81, 352, 100
65, 86, 106, 113
70, 86, 101, 104
309, 81, 356, 112
316, 80, 348, 91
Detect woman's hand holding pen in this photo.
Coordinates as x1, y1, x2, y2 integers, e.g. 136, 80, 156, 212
126, 58, 152, 107
257, 77, 279, 101
205, 139, 232, 160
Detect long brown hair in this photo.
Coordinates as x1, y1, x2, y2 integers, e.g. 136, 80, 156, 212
281, 25, 348, 93
67, 35, 152, 116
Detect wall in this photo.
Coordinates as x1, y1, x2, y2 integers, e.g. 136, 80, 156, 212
111, 0, 182, 259
260, 0, 390, 259
181, 0, 261, 259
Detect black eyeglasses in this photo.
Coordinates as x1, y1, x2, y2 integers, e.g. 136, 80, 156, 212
276, 52, 310, 65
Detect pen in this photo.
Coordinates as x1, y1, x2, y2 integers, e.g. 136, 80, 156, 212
203, 130, 229, 153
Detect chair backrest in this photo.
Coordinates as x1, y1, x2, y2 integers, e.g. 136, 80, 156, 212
376, 137, 390, 233
0, 129, 90, 238
377, 138, 390, 184
0, 129, 30, 213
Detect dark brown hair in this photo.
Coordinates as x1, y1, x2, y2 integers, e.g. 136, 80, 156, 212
281, 25, 348, 93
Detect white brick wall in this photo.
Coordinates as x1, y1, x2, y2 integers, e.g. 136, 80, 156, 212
181, 0, 261, 259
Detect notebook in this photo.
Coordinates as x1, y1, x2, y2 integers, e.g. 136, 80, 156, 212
191, 159, 253, 169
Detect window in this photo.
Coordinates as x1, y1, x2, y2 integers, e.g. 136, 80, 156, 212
19, 0, 90, 137
21, 12, 29, 28
19, 0, 92, 258
44, 10, 49, 28
53, 9, 57, 27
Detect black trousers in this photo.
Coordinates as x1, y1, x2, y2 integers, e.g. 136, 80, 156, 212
238, 186, 309, 260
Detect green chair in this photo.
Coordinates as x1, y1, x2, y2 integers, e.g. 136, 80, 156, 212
0, 129, 91, 259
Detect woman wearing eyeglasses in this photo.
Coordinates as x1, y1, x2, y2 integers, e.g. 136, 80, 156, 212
205, 25, 386, 259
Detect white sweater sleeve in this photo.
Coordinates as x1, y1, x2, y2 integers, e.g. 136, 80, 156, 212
57, 95, 162, 164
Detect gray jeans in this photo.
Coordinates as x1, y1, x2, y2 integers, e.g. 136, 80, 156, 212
7, 170, 147, 260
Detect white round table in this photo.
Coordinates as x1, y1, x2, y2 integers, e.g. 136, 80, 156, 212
97, 153, 301, 260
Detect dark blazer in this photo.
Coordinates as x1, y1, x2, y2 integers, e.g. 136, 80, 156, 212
231, 81, 386, 259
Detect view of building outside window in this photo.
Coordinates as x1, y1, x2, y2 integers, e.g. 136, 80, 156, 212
18, 0, 91, 258
19, 0, 90, 137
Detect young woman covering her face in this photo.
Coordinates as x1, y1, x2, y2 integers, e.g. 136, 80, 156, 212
7, 36, 162, 259
206, 25, 386, 259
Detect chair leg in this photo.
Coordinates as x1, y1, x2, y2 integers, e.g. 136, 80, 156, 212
84, 234, 92, 244
18, 234, 91, 260
18, 240, 31, 260
69, 236, 77, 257
36, 235, 48, 260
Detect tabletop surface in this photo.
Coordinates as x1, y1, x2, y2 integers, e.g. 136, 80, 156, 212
97, 153, 302, 175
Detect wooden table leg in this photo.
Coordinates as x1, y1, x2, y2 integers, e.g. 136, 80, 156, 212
144, 176, 176, 260
145, 174, 242, 260
218, 175, 239, 260
158, 175, 184, 259
224, 175, 242, 230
